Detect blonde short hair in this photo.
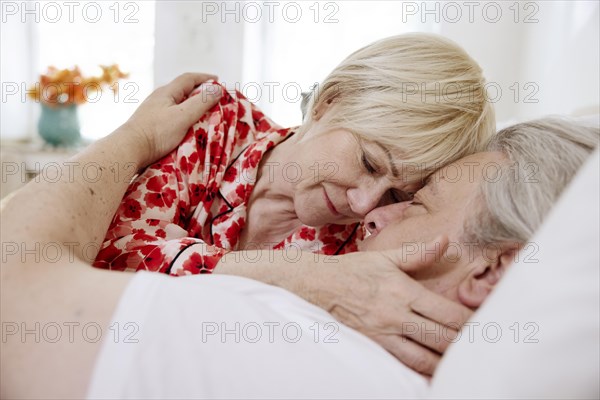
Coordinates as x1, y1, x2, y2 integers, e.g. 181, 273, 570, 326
301, 33, 495, 182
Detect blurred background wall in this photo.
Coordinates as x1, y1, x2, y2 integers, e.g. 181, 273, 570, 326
2, 0, 599, 142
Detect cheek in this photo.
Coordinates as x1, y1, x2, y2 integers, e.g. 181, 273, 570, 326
320, 158, 362, 186
362, 223, 421, 251
295, 157, 345, 188
419, 277, 461, 302
292, 189, 326, 225
362, 215, 439, 251
293, 186, 323, 212
312, 149, 362, 185
315, 163, 344, 184
290, 159, 333, 191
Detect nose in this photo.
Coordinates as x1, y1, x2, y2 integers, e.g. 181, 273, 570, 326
364, 201, 411, 235
347, 182, 387, 218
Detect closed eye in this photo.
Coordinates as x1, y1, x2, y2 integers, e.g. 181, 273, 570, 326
385, 189, 414, 204
409, 192, 427, 209
361, 151, 378, 174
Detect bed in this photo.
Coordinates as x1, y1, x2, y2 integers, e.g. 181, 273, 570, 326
87, 148, 599, 399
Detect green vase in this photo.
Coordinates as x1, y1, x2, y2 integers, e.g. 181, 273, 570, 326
38, 104, 81, 146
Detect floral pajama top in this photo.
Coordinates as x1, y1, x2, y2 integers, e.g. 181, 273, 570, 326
93, 84, 363, 276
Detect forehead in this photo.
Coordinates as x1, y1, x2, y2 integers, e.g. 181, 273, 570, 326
422, 152, 506, 202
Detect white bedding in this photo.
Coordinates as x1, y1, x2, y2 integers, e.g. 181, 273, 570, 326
88, 272, 428, 399
89, 148, 599, 399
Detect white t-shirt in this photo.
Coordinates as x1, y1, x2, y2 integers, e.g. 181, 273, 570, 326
87, 272, 428, 399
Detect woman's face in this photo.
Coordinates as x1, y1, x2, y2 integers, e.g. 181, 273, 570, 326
289, 125, 422, 227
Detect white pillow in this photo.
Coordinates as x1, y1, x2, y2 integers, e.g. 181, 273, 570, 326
429, 149, 600, 399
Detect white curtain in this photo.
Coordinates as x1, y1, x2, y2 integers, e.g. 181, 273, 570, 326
4, 1, 599, 141
1, 1, 156, 141
1, 17, 35, 140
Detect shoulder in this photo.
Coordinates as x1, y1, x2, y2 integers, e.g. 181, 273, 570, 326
182, 85, 282, 161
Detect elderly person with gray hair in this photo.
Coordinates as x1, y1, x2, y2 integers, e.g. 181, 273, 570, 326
216, 116, 599, 373
2, 82, 597, 399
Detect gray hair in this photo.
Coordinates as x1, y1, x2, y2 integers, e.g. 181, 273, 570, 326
465, 117, 599, 245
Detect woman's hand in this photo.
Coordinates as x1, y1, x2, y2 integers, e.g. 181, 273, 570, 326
119, 72, 223, 168
313, 239, 473, 377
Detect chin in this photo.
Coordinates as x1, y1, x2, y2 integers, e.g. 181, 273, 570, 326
294, 194, 358, 227
296, 208, 351, 227
295, 207, 326, 227
357, 235, 373, 251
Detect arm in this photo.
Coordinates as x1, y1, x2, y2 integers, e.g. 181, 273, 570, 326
215, 242, 473, 376
94, 83, 273, 275
0, 73, 222, 399
92, 123, 228, 274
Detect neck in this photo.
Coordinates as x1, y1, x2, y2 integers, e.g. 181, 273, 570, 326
239, 131, 303, 248
253, 129, 301, 202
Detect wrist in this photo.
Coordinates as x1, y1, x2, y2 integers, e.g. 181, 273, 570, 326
292, 253, 345, 311
106, 123, 153, 172
215, 250, 340, 311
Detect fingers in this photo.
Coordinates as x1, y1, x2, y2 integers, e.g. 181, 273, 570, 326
380, 305, 461, 354
399, 313, 459, 354
420, 235, 449, 267
383, 235, 473, 328
377, 334, 441, 376
177, 83, 223, 127
407, 236, 448, 268
168, 72, 219, 103
386, 235, 449, 273
410, 288, 474, 329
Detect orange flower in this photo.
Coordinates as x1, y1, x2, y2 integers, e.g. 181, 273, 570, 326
27, 64, 129, 107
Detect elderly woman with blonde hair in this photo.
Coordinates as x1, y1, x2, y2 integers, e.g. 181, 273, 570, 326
94, 33, 494, 274
86, 33, 494, 372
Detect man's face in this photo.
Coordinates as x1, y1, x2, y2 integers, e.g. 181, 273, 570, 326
359, 152, 510, 306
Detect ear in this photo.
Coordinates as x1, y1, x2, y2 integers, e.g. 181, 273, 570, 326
312, 97, 336, 121
457, 245, 520, 309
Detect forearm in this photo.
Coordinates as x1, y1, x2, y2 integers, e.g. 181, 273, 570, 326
215, 250, 350, 310
1, 125, 146, 263
215, 250, 313, 290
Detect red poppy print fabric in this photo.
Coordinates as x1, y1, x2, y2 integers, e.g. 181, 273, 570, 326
93, 83, 362, 276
